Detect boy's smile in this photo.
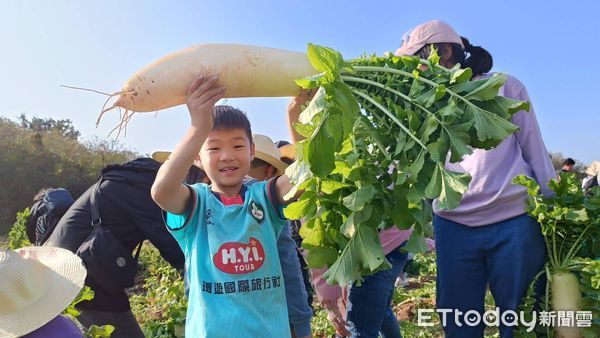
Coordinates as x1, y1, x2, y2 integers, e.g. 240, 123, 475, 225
219, 166, 239, 174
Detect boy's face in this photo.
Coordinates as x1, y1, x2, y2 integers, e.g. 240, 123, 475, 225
200, 128, 255, 192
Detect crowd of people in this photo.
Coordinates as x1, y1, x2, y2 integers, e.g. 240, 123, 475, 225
1, 19, 597, 338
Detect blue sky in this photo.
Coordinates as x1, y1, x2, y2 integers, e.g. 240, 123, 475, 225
1, 0, 599, 164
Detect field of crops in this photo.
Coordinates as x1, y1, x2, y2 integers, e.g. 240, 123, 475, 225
0, 227, 503, 337
130, 243, 503, 338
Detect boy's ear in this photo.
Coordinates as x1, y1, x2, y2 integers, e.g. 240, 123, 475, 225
197, 157, 207, 172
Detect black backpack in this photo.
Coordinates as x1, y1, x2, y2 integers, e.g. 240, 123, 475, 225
27, 188, 75, 245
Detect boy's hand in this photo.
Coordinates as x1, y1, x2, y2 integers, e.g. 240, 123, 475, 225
275, 175, 303, 205
152, 75, 223, 215
186, 74, 226, 129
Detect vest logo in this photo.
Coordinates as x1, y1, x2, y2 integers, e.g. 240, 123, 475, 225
213, 237, 265, 274
248, 200, 265, 224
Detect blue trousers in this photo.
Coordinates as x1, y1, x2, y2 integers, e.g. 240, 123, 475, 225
434, 214, 546, 338
346, 245, 408, 338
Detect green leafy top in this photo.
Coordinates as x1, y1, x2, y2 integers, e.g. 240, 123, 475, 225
514, 174, 599, 337
514, 172, 600, 271
285, 44, 528, 286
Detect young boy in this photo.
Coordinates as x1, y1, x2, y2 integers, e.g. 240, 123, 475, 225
151, 75, 297, 337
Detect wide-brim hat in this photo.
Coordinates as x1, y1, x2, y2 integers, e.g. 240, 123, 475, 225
0, 247, 86, 337
151, 151, 171, 164
395, 20, 464, 56
253, 134, 288, 176
152, 151, 203, 169
278, 144, 296, 162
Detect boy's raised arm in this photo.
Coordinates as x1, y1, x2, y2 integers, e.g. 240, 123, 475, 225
274, 175, 302, 206
151, 75, 225, 214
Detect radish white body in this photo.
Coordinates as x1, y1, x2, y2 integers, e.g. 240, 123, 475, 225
551, 272, 583, 338
115, 44, 318, 112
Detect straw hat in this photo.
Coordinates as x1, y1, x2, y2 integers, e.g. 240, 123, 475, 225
0, 247, 86, 337
279, 144, 296, 162
151, 151, 171, 164
152, 151, 203, 168
253, 134, 288, 176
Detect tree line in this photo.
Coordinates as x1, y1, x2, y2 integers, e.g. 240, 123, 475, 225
0, 115, 139, 234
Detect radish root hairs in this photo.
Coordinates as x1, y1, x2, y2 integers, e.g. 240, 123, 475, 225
61, 84, 139, 136
60, 85, 117, 97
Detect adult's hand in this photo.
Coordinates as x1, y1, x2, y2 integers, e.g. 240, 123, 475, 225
287, 88, 316, 143
323, 299, 350, 337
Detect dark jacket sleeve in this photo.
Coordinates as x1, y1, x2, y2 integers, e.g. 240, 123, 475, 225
278, 222, 313, 336
82, 168, 185, 270
43, 185, 95, 252
124, 183, 185, 270
61, 176, 184, 270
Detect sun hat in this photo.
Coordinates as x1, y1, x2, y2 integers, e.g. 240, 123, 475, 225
395, 20, 464, 56
151, 151, 171, 164
274, 140, 296, 164
152, 151, 203, 169
0, 246, 86, 337
253, 134, 288, 176
278, 144, 296, 162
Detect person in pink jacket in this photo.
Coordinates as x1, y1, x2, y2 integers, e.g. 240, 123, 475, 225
395, 20, 556, 338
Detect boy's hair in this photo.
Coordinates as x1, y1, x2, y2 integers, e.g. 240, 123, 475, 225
212, 105, 253, 143
563, 158, 575, 166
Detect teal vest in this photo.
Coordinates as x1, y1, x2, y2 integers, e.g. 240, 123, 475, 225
166, 181, 290, 338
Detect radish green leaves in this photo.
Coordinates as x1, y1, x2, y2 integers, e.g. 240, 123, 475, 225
285, 43, 528, 286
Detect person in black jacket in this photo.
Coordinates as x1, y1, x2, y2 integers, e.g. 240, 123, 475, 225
44, 158, 186, 338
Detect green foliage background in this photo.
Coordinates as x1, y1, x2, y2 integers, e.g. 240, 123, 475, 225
0, 116, 138, 234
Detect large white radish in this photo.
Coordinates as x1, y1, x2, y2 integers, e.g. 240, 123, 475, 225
551, 272, 583, 338
103, 44, 317, 113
